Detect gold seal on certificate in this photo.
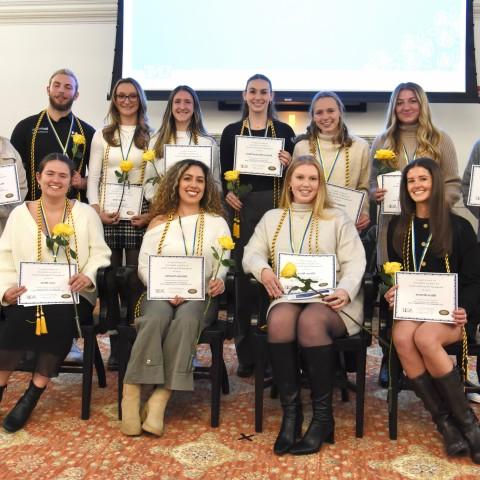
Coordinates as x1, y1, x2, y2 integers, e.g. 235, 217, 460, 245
379, 172, 401, 215
18, 262, 79, 305
103, 183, 144, 220
393, 271, 457, 323
0, 161, 21, 205
277, 253, 336, 300
467, 164, 480, 206
234, 135, 285, 177
163, 145, 213, 173
326, 183, 365, 223
147, 255, 205, 300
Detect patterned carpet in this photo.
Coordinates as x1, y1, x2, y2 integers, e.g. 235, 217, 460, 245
1, 338, 480, 480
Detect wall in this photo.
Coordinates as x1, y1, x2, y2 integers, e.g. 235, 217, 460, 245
0, 0, 479, 179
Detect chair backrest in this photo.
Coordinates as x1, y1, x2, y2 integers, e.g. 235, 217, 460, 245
96, 266, 119, 334
115, 266, 146, 326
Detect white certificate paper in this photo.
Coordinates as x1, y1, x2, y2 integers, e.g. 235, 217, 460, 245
393, 271, 457, 323
466, 164, 480, 206
18, 262, 79, 305
326, 183, 365, 223
0, 162, 21, 205
380, 172, 402, 215
234, 136, 284, 177
277, 253, 336, 300
147, 255, 205, 301
103, 183, 144, 220
164, 145, 213, 173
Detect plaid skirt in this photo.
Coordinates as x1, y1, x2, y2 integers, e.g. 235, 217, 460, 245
104, 199, 149, 250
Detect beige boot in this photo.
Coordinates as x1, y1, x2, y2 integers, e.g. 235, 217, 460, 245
142, 388, 172, 436
120, 384, 142, 436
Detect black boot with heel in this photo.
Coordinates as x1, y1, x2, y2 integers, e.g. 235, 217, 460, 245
269, 342, 303, 455
290, 345, 335, 455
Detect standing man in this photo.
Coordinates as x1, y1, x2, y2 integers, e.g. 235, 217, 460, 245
10, 68, 95, 202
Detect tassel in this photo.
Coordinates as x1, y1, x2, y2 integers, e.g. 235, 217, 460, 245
233, 215, 240, 239
40, 310, 48, 334
35, 307, 41, 336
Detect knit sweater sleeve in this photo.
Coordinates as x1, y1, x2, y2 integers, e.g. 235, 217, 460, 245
438, 131, 461, 206
86, 130, 105, 206
461, 139, 480, 221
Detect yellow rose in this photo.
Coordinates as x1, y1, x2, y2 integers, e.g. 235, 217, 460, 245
383, 262, 402, 275
218, 236, 235, 250
224, 170, 240, 182
374, 149, 396, 161
119, 160, 134, 173
280, 262, 297, 279
142, 149, 155, 162
72, 133, 86, 145
52, 223, 74, 237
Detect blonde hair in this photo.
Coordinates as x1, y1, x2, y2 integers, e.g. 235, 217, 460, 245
279, 155, 332, 218
383, 82, 441, 160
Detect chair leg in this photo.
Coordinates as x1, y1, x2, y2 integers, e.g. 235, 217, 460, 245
388, 347, 400, 440
254, 331, 267, 433
221, 360, 230, 395
338, 352, 349, 402
355, 346, 367, 438
209, 335, 222, 428
94, 339, 106, 388
81, 326, 95, 420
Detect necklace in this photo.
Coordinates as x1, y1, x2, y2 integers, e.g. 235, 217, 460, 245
288, 209, 312, 253
402, 143, 417, 164
46, 112, 74, 155
178, 215, 200, 255
310, 137, 350, 187
118, 127, 135, 163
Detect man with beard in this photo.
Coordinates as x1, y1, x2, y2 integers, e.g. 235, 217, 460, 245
10, 69, 95, 202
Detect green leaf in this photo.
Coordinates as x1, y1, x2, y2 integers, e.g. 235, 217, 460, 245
221, 259, 235, 267
212, 249, 220, 260
114, 170, 122, 178
70, 250, 77, 260
287, 286, 300, 294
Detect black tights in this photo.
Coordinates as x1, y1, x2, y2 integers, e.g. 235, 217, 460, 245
267, 303, 346, 347
110, 248, 140, 268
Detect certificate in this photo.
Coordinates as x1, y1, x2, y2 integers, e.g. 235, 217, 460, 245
234, 136, 284, 177
0, 162, 21, 205
466, 164, 480, 206
326, 183, 365, 223
147, 255, 205, 301
277, 253, 336, 300
164, 145, 213, 173
393, 271, 457, 323
103, 183, 144, 220
379, 172, 402, 215
18, 262, 79, 306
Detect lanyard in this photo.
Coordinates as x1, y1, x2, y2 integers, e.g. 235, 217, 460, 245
40, 201, 67, 239
288, 209, 312, 253
118, 128, 135, 162
403, 143, 417, 164
316, 139, 341, 182
411, 218, 432, 272
46, 113, 74, 155
247, 119, 269, 137
178, 216, 198, 256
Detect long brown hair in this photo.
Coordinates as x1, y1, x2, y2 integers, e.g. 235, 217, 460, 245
103, 77, 151, 149
279, 155, 332, 218
392, 157, 452, 258
149, 159, 224, 218
383, 82, 441, 160
153, 85, 210, 158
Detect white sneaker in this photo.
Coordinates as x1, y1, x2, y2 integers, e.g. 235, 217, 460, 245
467, 392, 480, 404
64, 340, 83, 363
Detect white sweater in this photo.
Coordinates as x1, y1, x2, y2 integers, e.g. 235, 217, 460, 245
242, 204, 366, 335
0, 202, 111, 305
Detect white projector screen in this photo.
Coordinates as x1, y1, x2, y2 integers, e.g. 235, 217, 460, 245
116, 0, 477, 102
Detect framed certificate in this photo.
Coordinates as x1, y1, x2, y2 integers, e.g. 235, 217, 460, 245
0, 162, 21, 205
380, 172, 402, 215
148, 255, 205, 301
393, 271, 457, 323
103, 183, 144, 220
164, 144, 213, 173
466, 164, 480, 206
326, 183, 365, 223
277, 253, 336, 300
234, 136, 284, 177
18, 262, 79, 306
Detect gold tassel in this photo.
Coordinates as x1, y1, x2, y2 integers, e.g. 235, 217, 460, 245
40, 309, 48, 334
35, 307, 41, 336
35, 306, 48, 335
233, 215, 240, 239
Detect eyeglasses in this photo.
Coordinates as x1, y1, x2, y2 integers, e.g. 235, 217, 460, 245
115, 93, 139, 102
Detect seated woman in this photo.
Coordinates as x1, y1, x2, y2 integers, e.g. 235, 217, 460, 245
243, 155, 366, 455
0, 153, 111, 432
384, 158, 480, 463
121, 159, 231, 437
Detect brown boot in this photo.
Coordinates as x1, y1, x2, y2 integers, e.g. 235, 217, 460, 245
142, 388, 172, 436
120, 384, 142, 436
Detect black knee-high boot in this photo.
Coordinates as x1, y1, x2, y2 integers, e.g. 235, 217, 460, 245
0, 385, 5, 403
410, 372, 468, 456
269, 342, 303, 455
434, 368, 480, 464
3, 381, 46, 433
290, 345, 335, 455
